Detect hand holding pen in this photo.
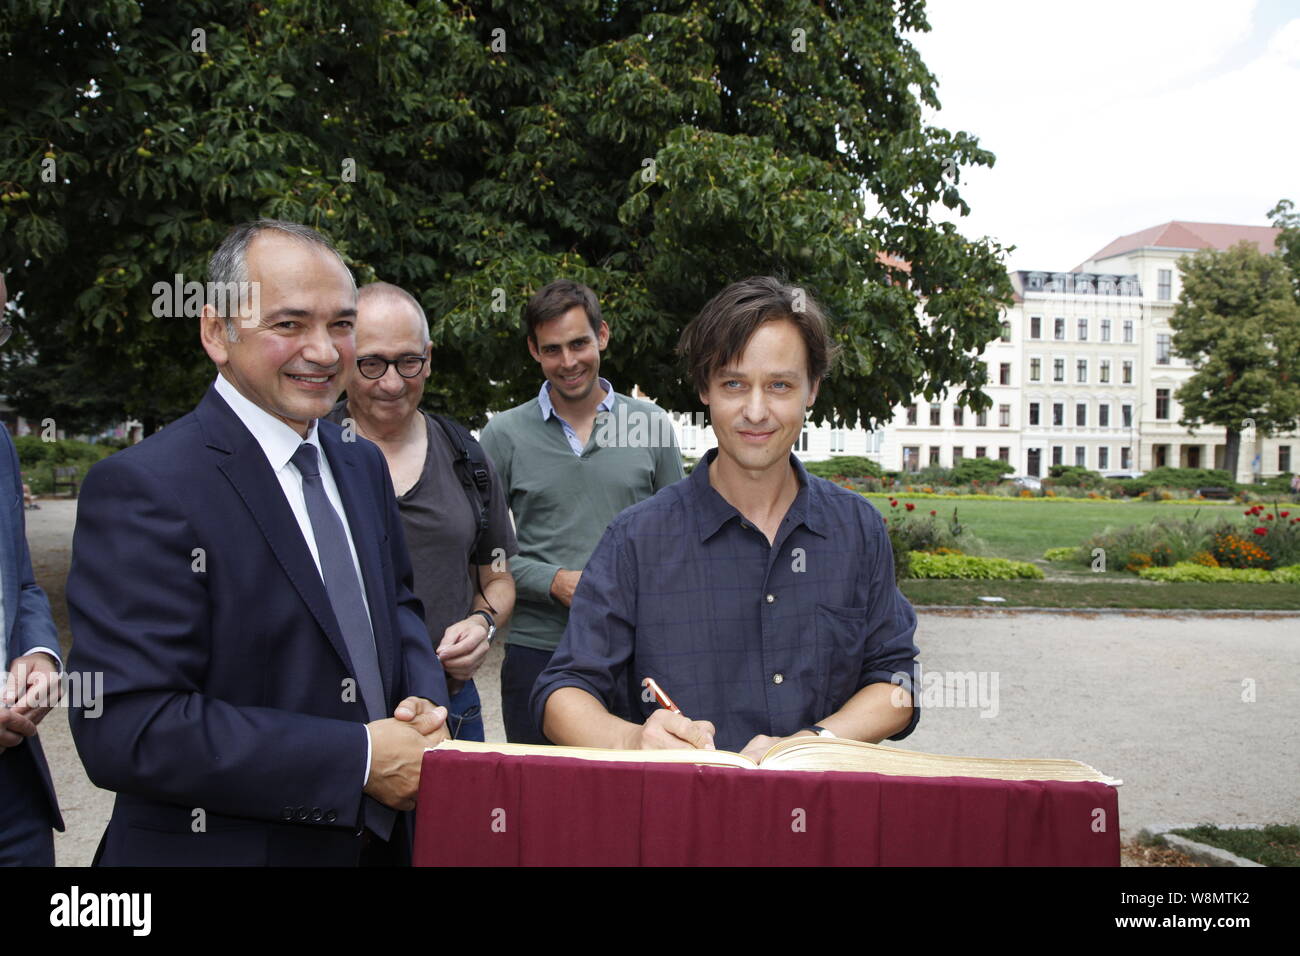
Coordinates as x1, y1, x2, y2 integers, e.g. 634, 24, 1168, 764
636, 677, 716, 751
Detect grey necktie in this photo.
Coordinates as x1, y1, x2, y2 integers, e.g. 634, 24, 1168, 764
290, 442, 393, 840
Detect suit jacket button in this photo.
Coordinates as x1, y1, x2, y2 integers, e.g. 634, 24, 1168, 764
281, 806, 293, 821
311, 808, 323, 822
295, 806, 308, 821
325, 809, 338, 823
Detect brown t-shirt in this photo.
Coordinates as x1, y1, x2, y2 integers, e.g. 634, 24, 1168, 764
326, 401, 518, 644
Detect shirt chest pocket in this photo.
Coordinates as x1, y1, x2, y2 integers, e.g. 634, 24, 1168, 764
814, 603, 869, 717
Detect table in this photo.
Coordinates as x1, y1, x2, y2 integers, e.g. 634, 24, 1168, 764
413, 750, 1120, 866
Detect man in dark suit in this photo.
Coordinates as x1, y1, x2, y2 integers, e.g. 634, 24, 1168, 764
0, 272, 65, 866
67, 220, 450, 866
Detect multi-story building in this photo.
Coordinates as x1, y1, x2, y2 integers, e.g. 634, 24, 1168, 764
658, 221, 1296, 482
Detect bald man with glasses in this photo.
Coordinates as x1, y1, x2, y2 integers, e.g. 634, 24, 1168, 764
327, 283, 517, 742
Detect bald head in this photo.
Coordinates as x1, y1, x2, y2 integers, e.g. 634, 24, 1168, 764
357, 282, 430, 346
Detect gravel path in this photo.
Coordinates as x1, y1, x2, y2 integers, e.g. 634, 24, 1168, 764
22, 499, 1299, 866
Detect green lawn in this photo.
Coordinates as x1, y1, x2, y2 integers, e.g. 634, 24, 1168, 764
1167, 824, 1300, 867
863, 495, 1252, 562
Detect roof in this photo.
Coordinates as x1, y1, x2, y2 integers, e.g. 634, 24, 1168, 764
1077, 221, 1280, 269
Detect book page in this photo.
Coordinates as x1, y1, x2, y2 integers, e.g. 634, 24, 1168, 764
428, 739, 759, 770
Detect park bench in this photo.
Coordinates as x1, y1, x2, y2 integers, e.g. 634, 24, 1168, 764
1194, 486, 1233, 500
52, 465, 79, 498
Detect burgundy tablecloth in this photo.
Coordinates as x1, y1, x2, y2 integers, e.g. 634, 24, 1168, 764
413, 750, 1119, 866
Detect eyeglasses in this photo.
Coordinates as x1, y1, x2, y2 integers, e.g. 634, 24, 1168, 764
356, 355, 427, 380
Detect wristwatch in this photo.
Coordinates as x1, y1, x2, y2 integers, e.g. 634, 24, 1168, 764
806, 725, 836, 738
470, 609, 496, 642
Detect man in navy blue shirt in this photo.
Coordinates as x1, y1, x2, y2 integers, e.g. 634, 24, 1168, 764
533, 277, 919, 759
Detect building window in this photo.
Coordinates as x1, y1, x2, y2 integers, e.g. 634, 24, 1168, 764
953, 446, 964, 462
1100, 359, 1111, 383
906, 404, 917, 426
798, 429, 809, 451
929, 446, 940, 466
975, 445, 987, 459
1121, 446, 1131, 469
930, 403, 941, 426
1029, 402, 1040, 426
1155, 388, 1170, 420
1280, 446, 1291, 472
977, 409, 988, 427
998, 446, 1010, 462
1000, 320, 1011, 342
1054, 317, 1065, 340
1158, 269, 1172, 300
903, 446, 919, 472
830, 429, 846, 453
1122, 360, 1133, 384
1052, 445, 1063, 466
953, 406, 964, 426
1077, 359, 1088, 383
1027, 448, 1041, 476
1030, 316, 1042, 339
999, 363, 1011, 386
1076, 403, 1087, 427
1123, 319, 1134, 343
1077, 318, 1088, 341
1122, 404, 1133, 428
1030, 357, 1042, 382
1053, 358, 1065, 382
1101, 318, 1112, 342
1099, 404, 1110, 427
999, 404, 1010, 427
1052, 403, 1064, 427
1075, 446, 1086, 467
1098, 446, 1110, 470
1156, 333, 1171, 365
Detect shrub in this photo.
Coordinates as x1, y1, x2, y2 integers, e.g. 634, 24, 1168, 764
883, 502, 976, 581
1042, 546, 1078, 562
803, 456, 882, 479
1079, 513, 1215, 572
907, 552, 1044, 580
1047, 465, 1105, 488
951, 457, 1014, 484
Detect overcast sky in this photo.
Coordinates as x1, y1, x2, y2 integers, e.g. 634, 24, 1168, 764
908, 0, 1299, 272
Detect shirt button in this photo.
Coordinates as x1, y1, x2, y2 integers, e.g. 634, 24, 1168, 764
773, 673, 784, 684
765, 594, 775, 604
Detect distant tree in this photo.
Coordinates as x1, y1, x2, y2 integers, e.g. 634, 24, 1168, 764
1, 0, 1011, 433
1169, 240, 1300, 479
1270, 198, 1300, 302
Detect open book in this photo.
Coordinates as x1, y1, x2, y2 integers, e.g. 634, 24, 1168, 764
429, 737, 1121, 786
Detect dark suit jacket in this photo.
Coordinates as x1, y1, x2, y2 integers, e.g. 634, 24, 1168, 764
1, 428, 63, 832
67, 384, 447, 866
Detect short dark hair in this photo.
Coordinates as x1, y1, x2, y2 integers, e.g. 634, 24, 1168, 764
677, 276, 839, 394
522, 280, 603, 340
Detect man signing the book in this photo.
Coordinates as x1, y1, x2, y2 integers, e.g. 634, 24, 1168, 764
532, 277, 919, 761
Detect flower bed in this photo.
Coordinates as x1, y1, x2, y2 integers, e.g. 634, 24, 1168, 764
1138, 562, 1300, 584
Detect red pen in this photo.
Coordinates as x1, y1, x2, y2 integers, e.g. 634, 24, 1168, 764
642, 677, 681, 714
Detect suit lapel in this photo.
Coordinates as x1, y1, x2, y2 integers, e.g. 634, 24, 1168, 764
320, 426, 397, 704
197, 388, 358, 682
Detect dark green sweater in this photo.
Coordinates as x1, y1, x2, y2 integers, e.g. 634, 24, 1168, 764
479, 392, 685, 651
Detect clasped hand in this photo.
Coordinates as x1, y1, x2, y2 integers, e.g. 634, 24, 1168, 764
363, 697, 449, 811
1, 653, 61, 752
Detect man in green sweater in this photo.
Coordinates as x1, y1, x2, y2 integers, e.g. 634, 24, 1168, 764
480, 280, 684, 743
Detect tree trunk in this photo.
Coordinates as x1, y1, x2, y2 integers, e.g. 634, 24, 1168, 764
1223, 427, 1240, 481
